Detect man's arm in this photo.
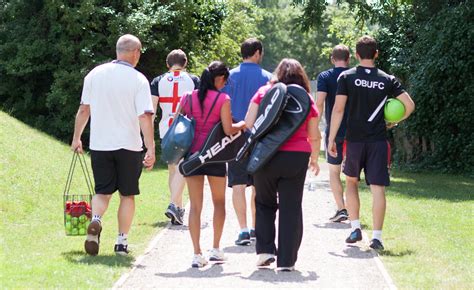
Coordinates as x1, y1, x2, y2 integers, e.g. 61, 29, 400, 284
152, 95, 159, 122
139, 113, 156, 170
396, 92, 415, 121
315, 91, 327, 125
71, 104, 90, 153
327, 94, 347, 157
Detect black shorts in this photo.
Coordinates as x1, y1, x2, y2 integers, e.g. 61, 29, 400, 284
227, 158, 254, 188
185, 162, 226, 177
90, 149, 143, 196
325, 135, 344, 165
342, 140, 391, 186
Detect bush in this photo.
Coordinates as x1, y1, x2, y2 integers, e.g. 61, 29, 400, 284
0, 0, 224, 144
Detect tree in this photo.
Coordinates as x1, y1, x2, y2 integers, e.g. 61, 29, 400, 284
0, 0, 224, 143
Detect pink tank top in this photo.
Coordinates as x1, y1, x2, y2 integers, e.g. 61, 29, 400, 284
180, 89, 230, 153
251, 84, 319, 152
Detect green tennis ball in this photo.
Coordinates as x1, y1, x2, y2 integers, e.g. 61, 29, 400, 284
71, 228, 79, 236
79, 215, 87, 223
65, 214, 72, 222
384, 98, 405, 123
79, 228, 86, 235
71, 217, 79, 226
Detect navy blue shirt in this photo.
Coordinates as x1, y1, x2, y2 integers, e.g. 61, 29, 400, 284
317, 67, 349, 138
222, 62, 272, 121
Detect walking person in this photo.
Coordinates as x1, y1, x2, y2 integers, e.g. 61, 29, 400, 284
328, 36, 415, 250
316, 45, 350, 222
150, 49, 199, 225
223, 38, 272, 245
71, 34, 155, 256
245, 58, 321, 271
180, 61, 246, 268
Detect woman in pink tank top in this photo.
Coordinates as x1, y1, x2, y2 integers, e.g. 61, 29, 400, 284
178, 61, 245, 268
245, 58, 321, 270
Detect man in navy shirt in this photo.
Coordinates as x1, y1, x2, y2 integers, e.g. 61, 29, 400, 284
316, 45, 350, 223
223, 38, 272, 245
328, 36, 415, 250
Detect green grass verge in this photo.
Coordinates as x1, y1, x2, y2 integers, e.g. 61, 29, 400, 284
0, 111, 173, 288
357, 170, 473, 288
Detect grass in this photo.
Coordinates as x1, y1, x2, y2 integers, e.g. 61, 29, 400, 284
357, 170, 474, 288
0, 111, 174, 288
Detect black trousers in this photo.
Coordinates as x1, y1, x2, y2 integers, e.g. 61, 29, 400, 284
254, 151, 310, 267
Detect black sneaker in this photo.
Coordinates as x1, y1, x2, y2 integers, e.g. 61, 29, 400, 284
114, 244, 130, 255
250, 229, 256, 241
235, 231, 251, 246
165, 203, 183, 225
369, 239, 384, 251
345, 228, 362, 243
84, 220, 102, 256
329, 209, 348, 222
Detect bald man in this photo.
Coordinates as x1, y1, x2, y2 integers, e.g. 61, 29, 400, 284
71, 34, 155, 256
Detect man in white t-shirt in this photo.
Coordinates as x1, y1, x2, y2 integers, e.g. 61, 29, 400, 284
150, 49, 199, 225
71, 34, 155, 256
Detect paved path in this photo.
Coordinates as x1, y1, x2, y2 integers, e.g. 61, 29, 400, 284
115, 163, 395, 289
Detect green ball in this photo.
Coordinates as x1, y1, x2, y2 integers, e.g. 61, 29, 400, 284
384, 98, 405, 123
71, 217, 79, 226
65, 214, 72, 222
79, 228, 86, 235
79, 215, 87, 223
65, 222, 72, 230
71, 228, 79, 235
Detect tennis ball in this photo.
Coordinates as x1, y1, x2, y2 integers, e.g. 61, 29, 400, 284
79, 215, 87, 223
65, 214, 72, 222
384, 98, 405, 123
79, 228, 86, 235
71, 217, 79, 226
71, 228, 79, 236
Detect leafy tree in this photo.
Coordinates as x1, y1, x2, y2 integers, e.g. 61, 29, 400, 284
0, 0, 224, 143
190, 0, 263, 74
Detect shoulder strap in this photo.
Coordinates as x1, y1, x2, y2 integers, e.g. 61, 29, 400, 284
203, 92, 221, 125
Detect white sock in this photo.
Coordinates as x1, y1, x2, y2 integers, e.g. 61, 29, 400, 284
92, 215, 101, 223
372, 230, 382, 242
351, 219, 361, 231
117, 233, 128, 245
240, 228, 249, 233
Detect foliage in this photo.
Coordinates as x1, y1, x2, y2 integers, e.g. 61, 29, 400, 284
257, 1, 372, 79
292, 0, 474, 174
0, 0, 224, 143
190, 0, 263, 74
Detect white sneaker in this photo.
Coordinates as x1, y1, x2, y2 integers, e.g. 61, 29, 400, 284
277, 266, 295, 272
256, 253, 275, 267
208, 248, 226, 262
191, 254, 208, 268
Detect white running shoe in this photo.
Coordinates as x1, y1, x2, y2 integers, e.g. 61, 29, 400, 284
256, 253, 275, 267
191, 254, 208, 268
208, 248, 226, 262
277, 266, 295, 272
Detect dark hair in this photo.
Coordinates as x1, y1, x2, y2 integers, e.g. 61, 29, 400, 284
241, 38, 263, 59
356, 36, 377, 60
271, 58, 311, 93
198, 61, 229, 109
332, 44, 350, 61
166, 49, 187, 67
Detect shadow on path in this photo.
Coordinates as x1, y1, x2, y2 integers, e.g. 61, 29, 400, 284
155, 264, 240, 279
242, 268, 319, 283
328, 245, 373, 259
313, 222, 351, 230
223, 244, 256, 254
